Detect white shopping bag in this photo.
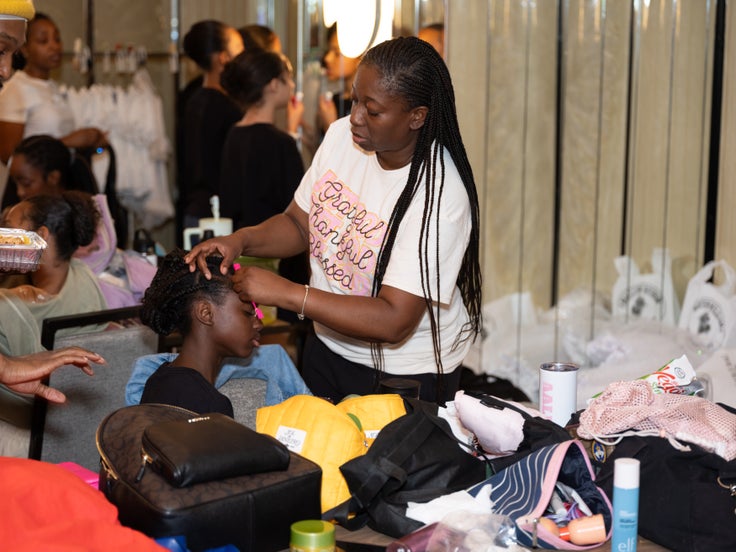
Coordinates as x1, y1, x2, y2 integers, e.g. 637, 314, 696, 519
612, 248, 680, 326
678, 260, 736, 351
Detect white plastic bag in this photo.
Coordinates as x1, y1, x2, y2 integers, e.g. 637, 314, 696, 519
678, 260, 736, 351
611, 248, 680, 326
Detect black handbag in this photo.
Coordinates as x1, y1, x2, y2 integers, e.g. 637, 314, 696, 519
97, 404, 322, 552
328, 398, 490, 538
138, 412, 290, 487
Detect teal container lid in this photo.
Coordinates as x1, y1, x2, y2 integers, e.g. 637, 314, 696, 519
290, 520, 335, 548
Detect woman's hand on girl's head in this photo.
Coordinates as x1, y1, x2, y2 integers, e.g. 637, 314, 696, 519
184, 232, 244, 278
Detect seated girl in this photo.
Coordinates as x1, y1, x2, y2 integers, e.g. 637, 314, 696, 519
0, 191, 107, 356
2, 135, 156, 307
138, 248, 265, 417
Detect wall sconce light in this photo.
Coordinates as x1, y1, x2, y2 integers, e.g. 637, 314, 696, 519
322, 0, 339, 26
326, 0, 393, 59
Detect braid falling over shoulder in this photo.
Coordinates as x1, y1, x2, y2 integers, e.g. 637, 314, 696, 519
362, 37, 482, 381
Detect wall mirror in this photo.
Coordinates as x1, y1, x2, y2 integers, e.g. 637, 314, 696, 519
466, 0, 720, 401
31, 0, 731, 404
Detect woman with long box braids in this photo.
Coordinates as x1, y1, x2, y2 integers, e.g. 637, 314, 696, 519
186, 37, 482, 405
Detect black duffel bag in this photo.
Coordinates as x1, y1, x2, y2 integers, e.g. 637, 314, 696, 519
596, 433, 736, 552
327, 398, 490, 538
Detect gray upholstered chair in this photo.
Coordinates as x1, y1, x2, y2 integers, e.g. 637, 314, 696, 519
219, 377, 267, 429
29, 307, 158, 470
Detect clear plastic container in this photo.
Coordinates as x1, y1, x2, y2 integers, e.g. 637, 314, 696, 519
0, 228, 47, 273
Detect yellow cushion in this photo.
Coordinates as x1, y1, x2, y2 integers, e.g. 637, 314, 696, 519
336, 394, 406, 447
256, 395, 367, 512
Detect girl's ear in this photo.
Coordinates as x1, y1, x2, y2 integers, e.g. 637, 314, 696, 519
46, 169, 62, 192
193, 299, 215, 327
35, 225, 50, 242
409, 106, 428, 130
265, 77, 280, 96
214, 50, 230, 71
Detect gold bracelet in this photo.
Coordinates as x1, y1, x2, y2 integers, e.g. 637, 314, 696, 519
297, 284, 310, 321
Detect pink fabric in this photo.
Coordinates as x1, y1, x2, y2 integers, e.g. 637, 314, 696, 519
578, 380, 736, 460
74, 194, 117, 275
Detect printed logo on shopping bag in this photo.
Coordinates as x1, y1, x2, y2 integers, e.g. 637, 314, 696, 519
615, 283, 664, 320
611, 249, 680, 326
683, 298, 727, 350
678, 260, 736, 351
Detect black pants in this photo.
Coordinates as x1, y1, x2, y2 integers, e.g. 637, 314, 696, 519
301, 334, 461, 405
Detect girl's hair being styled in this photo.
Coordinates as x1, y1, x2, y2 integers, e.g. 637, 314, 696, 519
183, 20, 231, 71
221, 50, 291, 110
141, 248, 234, 337
20, 190, 99, 261
361, 36, 483, 381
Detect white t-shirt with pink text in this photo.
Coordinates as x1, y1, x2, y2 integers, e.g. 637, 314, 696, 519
294, 117, 472, 375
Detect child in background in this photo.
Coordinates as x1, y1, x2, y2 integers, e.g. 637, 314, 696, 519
139, 248, 263, 416
1, 135, 156, 307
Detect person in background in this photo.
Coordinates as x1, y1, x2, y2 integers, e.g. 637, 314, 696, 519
418, 22, 445, 58
0, 12, 107, 166
317, 23, 360, 134
0, 135, 156, 307
219, 49, 308, 321
178, 20, 243, 235
139, 249, 263, 417
0, 189, 106, 456
238, 24, 305, 155
239, 23, 281, 53
185, 37, 483, 405
0, 191, 107, 356
0, 0, 103, 406
2, 134, 97, 209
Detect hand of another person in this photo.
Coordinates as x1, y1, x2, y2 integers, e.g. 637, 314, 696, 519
183, 232, 245, 279
11, 284, 53, 303
62, 127, 109, 150
231, 265, 291, 309
287, 94, 305, 136
318, 94, 338, 132
1, 347, 105, 403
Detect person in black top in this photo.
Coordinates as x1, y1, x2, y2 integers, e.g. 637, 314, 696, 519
178, 20, 244, 232
219, 49, 308, 321
317, 24, 360, 134
139, 249, 264, 417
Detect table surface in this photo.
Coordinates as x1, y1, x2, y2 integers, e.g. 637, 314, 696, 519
334, 525, 670, 551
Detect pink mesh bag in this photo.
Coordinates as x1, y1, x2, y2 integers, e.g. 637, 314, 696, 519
577, 380, 736, 461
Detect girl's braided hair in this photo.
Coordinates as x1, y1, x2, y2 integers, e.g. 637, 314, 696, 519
361, 37, 482, 379
141, 248, 234, 336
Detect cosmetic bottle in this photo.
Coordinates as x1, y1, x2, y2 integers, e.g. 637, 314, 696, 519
612, 458, 640, 552
558, 514, 606, 545
290, 519, 336, 552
